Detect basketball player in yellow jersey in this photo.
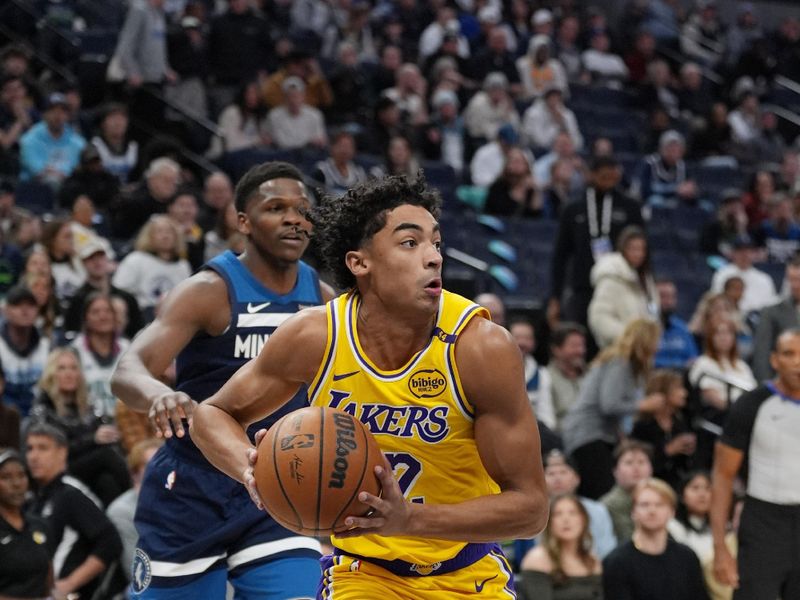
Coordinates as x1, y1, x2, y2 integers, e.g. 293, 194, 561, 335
191, 174, 549, 598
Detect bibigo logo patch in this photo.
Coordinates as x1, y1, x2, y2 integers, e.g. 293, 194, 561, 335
408, 369, 447, 399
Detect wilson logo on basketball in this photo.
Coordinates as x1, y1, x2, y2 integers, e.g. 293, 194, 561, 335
280, 434, 315, 451
408, 369, 447, 398
328, 412, 357, 489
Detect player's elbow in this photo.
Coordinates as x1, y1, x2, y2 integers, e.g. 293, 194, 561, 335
188, 402, 212, 440
519, 490, 550, 539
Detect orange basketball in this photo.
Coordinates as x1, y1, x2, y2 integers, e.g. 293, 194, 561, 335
254, 406, 383, 536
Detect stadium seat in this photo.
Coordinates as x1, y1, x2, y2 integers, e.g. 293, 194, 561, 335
15, 181, 55, 215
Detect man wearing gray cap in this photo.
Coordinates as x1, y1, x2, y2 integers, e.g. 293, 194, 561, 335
265, 76, 328, 150
63, 240, 144, 340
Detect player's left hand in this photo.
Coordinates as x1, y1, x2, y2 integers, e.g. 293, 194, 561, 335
336, 457, 413, 538
243, 428, 267, 511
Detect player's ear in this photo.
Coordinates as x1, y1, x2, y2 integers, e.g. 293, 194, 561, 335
345, 249, 369, 278
237, 211, 251, 236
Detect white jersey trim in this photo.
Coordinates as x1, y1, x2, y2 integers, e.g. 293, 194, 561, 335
149, 553, 226, 577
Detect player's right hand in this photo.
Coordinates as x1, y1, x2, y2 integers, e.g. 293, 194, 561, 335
244, 428, 267, 511
149, 392, 197, 439
713, 544, 739, 588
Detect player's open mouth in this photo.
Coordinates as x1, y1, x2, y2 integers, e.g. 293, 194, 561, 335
424, 278, 442, 295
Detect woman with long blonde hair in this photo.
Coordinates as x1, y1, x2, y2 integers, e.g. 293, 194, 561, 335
562, 318, 663, 499
30, 347, 129, 505
518, 494, 602, 599
111, 215, 191, 320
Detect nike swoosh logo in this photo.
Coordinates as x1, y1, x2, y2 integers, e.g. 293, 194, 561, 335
247, 302, 272, 313
332, 370, 359, 381
475, 574, 497, 592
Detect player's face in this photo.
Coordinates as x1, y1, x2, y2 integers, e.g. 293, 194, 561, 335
238, 178, 312, 266
354, 204, 442, 312
0, 460, 27, 509
549, 497, 586, 543
771, 333, 800, 394
633, 488, 673, 533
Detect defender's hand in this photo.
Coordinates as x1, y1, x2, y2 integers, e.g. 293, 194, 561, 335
713, 544, 739, 588
149, 392, 197, 438
336, 457, 412, 538
244, 428, 267, 511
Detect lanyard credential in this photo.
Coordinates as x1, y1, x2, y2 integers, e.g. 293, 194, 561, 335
586, 188, 612, 240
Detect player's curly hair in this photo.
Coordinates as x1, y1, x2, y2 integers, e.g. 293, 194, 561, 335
310, 173, 441, 290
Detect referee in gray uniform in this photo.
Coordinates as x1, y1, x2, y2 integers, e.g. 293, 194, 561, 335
711, 328, 800, 599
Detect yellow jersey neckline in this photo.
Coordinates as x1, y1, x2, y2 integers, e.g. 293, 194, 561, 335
345, 292, 444, 381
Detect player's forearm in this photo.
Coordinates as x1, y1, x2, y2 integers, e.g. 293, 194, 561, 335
111, 353, 174, 412
408, 488, 548, 542
190, 403, 252, 483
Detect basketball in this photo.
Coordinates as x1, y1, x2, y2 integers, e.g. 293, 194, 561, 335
254, 406, 384, 536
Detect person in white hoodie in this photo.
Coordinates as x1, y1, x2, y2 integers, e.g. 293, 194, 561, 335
515, 34, 568, 101
521, 86, 583, 151
589, 226, 659, 348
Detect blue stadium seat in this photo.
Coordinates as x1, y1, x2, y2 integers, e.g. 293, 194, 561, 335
15, 181, 55, 215
688, 162, 744, 192
217, 148, 297, 181
652, 250, 687, 275
755, 262, 786, 291
78, 28, 118, 57
569, 84, 635, 108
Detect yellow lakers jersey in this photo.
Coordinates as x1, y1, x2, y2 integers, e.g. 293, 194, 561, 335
308, 290, 501, 566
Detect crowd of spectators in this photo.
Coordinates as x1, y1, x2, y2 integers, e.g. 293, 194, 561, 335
1, 0, 800, 598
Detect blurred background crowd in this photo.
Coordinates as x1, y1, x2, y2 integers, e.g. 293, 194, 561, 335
1, 0, 800, 598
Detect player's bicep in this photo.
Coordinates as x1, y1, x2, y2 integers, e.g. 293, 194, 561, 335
457, 320, 544, 493
121, 276, 218, 375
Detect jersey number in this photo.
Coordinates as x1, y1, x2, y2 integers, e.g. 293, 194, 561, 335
384, 452, 424, 504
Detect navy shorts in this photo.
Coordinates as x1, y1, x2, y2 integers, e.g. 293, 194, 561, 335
132, 441, 321, 596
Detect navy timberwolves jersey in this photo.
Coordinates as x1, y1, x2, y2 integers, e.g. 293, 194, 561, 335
173, 251, 323, 459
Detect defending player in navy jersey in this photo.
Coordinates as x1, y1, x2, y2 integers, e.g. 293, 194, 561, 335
111, 162, 334, 600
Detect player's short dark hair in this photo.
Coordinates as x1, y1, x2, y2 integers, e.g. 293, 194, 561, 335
234, 161, 305, 212
310, 173, 442, 290
550, 322, 587, 348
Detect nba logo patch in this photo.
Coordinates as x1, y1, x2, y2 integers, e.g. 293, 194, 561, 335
131, 548, 152, 593
349, 559, 361, 572
165, 470, 176, 490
